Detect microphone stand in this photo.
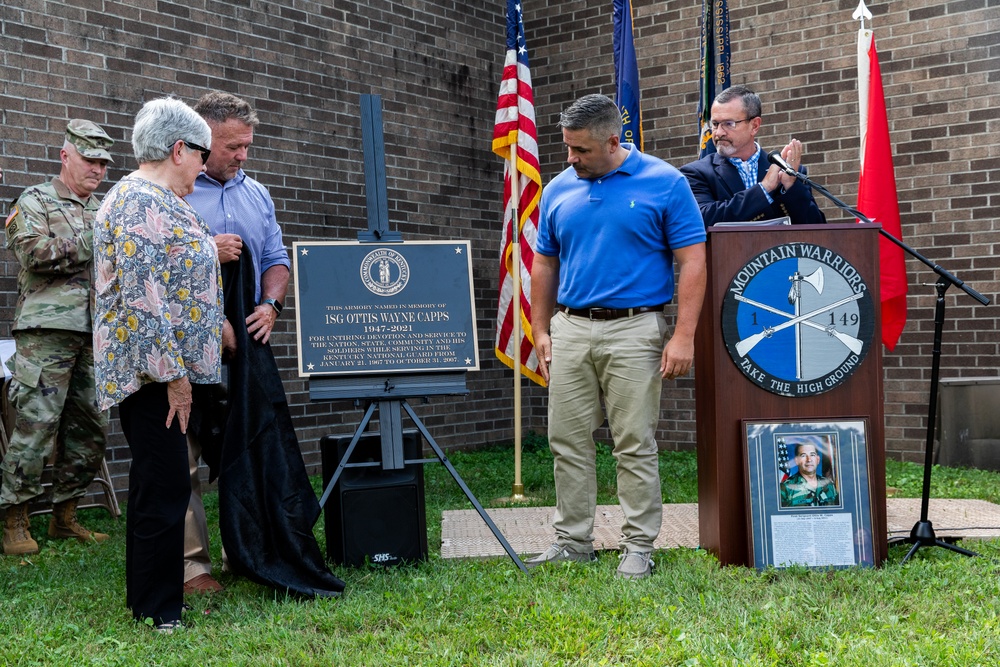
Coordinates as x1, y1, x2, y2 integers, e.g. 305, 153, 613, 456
771, 158, 991, 562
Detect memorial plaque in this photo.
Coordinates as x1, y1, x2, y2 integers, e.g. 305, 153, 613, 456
293, 240, 480, 377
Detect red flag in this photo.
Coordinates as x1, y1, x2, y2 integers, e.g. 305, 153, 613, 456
858, 30, 907, 351
492, 0, 545, 386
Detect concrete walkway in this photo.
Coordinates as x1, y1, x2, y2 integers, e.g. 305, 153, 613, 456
441, 498, 1000, 559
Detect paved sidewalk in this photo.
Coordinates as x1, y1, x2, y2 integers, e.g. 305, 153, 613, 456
441, 498, 1000, 559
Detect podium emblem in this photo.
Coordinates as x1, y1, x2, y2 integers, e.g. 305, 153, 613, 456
721, 243, 875, 397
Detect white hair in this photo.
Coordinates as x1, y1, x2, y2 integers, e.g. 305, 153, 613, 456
131, 97, 212, 164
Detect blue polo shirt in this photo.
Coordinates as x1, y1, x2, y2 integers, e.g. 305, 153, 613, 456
535, 144, 705, 309
185, 170, 290, 303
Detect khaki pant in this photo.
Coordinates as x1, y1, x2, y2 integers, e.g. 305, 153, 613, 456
546, 310, 666, 553
184, 433, 226, 581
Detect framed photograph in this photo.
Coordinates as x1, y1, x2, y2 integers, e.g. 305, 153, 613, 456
744, 418, 874, 570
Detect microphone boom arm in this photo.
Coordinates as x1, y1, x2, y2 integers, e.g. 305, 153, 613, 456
766, 152, 989, 306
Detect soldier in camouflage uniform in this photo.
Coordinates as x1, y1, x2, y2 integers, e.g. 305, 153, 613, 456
779, 442, 840, 507
1, 120, 114, 556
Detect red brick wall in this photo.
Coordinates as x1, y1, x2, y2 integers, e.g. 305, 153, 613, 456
1, 0, 997, 501
0, 0, 521, 493
528, 0, 1000, 461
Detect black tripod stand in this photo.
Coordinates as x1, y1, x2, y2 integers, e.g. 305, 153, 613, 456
899, 277, 980, 562
768, 153, 991, 562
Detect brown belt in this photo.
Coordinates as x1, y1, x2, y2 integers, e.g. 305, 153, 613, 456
558, 305, 665, 321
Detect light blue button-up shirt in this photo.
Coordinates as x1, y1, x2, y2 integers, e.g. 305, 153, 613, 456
185, 170, 290, 303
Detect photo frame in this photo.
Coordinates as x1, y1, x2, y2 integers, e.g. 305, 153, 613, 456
744, 418, 875, 570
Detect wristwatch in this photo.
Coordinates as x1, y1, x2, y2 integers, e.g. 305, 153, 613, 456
262, 298, 283, 315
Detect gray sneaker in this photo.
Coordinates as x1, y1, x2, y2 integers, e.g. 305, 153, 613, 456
524, 543, 598, 569
616, 548, 654, 579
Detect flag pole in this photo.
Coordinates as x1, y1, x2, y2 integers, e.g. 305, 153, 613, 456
854, 0, 873, 164
494, 0, 542, 503
509, 144, 527, 501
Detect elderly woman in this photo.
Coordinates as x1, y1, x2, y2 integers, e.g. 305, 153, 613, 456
93, 97, 224, 632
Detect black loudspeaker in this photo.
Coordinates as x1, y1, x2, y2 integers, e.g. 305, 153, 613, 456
321, 430, 428, 567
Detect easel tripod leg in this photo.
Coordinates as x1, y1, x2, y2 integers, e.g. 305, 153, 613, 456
318, 402, 378, 510
400, 400, 529, 574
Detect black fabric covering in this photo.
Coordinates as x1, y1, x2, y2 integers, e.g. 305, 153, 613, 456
195, 251, 344, 598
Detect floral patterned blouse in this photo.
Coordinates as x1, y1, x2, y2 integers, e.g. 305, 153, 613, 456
92, 174, 223, 410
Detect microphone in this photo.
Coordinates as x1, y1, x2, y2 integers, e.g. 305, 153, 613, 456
767, 150, 798, 176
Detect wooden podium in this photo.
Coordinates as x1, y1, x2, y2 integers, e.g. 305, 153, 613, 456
694, 223, 887, 567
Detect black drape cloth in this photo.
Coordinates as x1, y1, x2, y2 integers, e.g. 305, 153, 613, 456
194, 251, 344, 598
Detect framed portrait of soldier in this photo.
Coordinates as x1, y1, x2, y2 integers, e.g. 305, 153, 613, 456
743, 418, 875, 570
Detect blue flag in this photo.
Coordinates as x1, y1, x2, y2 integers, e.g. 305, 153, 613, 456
613, 0, 642, 150
698, 0, 731, 157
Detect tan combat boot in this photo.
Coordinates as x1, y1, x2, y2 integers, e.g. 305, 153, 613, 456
48, 499, 109, 543
3, 503, 40, 555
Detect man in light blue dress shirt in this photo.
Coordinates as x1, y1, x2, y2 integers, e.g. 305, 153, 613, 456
182, 91, 291, 594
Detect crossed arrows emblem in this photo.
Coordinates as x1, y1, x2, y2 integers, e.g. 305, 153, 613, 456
734, 287, 864, 359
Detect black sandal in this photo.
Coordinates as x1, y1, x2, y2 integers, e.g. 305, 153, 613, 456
153, 620, 184, 634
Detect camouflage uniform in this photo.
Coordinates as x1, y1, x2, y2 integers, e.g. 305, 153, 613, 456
779, 472, 839, 507
1, 149, 110, 507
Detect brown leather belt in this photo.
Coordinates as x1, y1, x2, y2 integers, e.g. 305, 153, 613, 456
558, 305, 665, 321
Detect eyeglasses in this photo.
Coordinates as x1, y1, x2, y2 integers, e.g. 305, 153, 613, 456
709, 118, 754, 131
169, 140, 211, 164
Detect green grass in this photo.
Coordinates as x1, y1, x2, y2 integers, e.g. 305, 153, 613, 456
3, 436, 1000, 666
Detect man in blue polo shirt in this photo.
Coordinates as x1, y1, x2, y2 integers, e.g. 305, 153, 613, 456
182, 91, 291, 594
528, 94, 707, 579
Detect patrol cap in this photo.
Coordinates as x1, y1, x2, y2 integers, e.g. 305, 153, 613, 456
65, 119, 114, 163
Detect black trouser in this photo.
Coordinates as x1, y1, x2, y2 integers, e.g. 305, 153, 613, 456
119, 382, 191, 626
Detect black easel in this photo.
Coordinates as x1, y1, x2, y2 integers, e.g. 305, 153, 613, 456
312, 374, 528, 573
771, 157, 991, 562
309, 94, 527, 573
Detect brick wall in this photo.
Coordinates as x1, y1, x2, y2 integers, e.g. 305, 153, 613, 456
529, 0, 1000, 461
0, 0, 525, 496
0, 0, 997, 502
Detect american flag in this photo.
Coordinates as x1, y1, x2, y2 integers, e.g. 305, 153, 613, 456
492, 0, 544, 386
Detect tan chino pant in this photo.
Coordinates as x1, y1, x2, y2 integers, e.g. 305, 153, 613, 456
546, 310, 667, 553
